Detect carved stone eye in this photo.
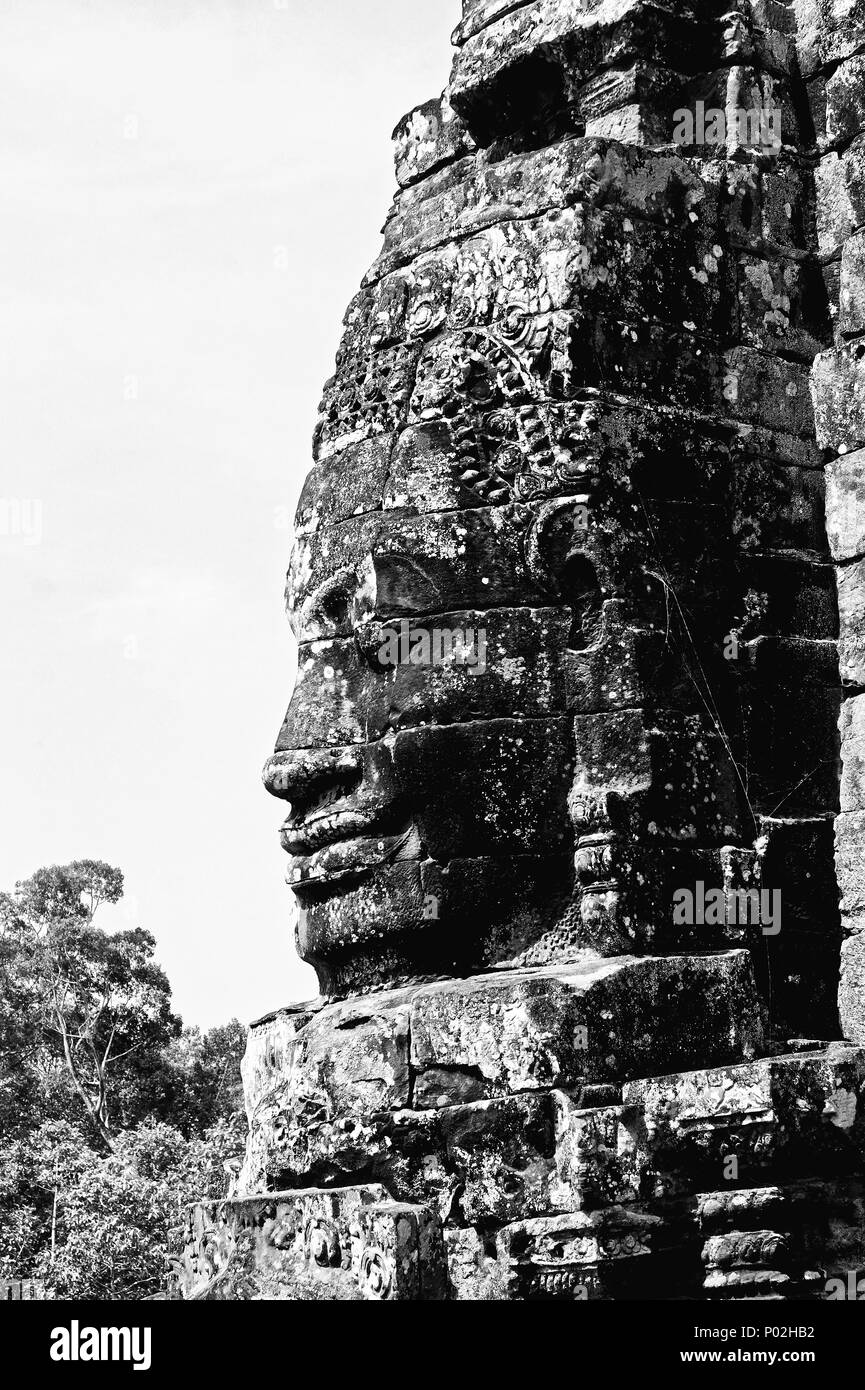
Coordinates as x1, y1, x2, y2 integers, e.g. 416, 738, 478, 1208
359, 1247, 392, 1300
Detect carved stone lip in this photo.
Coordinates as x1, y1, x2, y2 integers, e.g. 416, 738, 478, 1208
285, 828, 411, 888
280, 808, 382, 856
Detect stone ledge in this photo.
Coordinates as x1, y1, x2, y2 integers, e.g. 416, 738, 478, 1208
173, 1185, 446, 1301
409, 953, 764, 1102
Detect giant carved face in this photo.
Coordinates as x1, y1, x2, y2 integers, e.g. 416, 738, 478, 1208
263, 153, 771, 998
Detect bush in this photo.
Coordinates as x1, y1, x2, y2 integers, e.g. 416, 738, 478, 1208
38, 1117, 246, 1300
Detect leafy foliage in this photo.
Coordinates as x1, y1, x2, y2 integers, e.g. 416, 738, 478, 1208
38, 1118, 246, 1300
0, 861, 247, 1298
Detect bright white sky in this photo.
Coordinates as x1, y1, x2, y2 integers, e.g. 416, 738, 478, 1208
0, 0, 462, 1026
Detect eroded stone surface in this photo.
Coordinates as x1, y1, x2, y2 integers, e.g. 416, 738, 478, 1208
178, 0, 865, 1299
174, 1185, 446, 1301
409, 954, 763, 1101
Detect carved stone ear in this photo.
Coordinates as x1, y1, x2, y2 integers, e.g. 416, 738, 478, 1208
526, 497, 606, 649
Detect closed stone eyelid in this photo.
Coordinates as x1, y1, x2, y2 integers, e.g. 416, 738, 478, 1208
290, 569, 355, 642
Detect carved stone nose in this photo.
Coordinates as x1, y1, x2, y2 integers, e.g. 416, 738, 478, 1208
261, 747, 361, 804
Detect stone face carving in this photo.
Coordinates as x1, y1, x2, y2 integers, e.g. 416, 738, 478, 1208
262, 5, 843, 1023
176, 0, 865, 1300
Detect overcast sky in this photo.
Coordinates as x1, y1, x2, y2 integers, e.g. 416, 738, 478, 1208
0, 0, 462, 1026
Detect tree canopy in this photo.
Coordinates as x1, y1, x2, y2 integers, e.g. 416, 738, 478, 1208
0, 860, 246, 1298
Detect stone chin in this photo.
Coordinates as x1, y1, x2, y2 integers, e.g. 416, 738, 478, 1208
264, 716, 580, 997
290, 851, 580, 1000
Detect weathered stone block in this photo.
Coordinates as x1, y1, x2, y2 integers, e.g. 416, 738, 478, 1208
241, 1003, 321, 1116
840, 934, 865, 1044
497, 1206, 665, 1300
449, 0, 709, 146
840, 694, 865, 812
841, 229, 865, 338
724, 347, 814, 439
287, 505, 550, 642
444, 1226, 506, 1299
715, 160, 814, 258
836, 810, 865, 926
681, 66, 795, 158
372, 138, 711, 281
174, 1186, 446, 1300
395, 718, 574, 859
624, 1047, 865, 1191
758, 814, 840, 928
573, 841, 766, 958
812, 342, 865, 452
737, 254, 829, 358
579, 59, 681, 129
294, 435, 394, 536
735, 552, 838, 641
838, 557, 865, 684
265, 1106, 445, 1203
702, 1228, 791, 1279
571, 709, 743, 842
242, 990, 414, 1194
263, 1091, 559, 1224
824, 256, 842, 339
826, 55, 865, 148
454, 0, 524, 45
721, 0, 796, 73
733, 456, 827, 556
570, 319, 723, 412
733, 421, 825, 472
439, 1094, 557, 1223
313, 340, 421, 461
239, 1004, 322, 1192
548, 1051, 865, 1216
552, 1095, 644, 1210
815, 136, 865, 258
796, 0, 865, 77
410, 953, 763, 1102
365, 205, 729, 363
393, 94, 475, 189
826, 448, 865, 561
755, 929, 842, 1041
277, 609, 571, 749
563, 604, 698, 716
734, 640, 841, 815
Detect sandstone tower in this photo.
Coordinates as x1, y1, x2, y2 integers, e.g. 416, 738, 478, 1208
177, 0, 865, 1300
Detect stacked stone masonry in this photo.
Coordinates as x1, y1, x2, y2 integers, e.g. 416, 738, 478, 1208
175, 0, 865, 1300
